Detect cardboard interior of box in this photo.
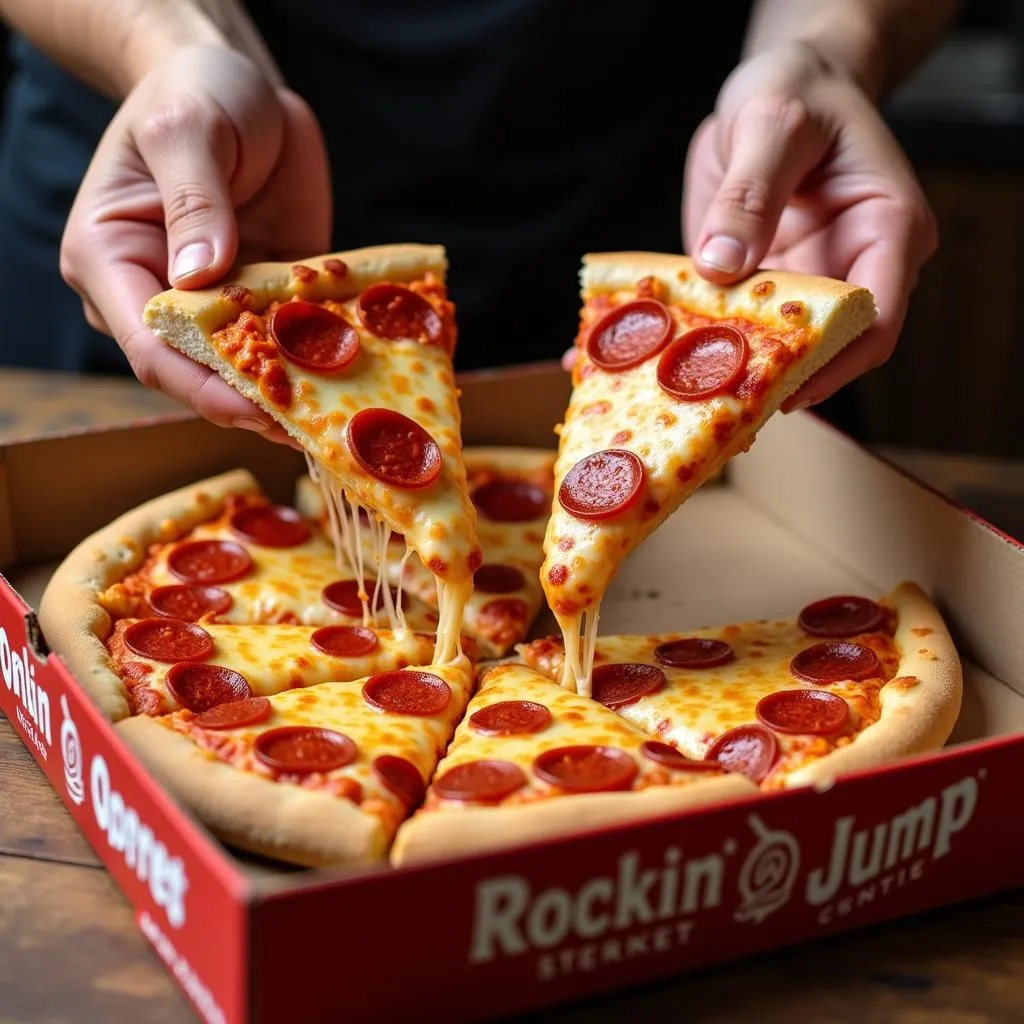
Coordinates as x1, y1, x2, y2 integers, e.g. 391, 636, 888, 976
3, 361, 1023, 887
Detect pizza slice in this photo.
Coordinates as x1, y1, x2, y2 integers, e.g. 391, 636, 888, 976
107, 619, 436, 716
143, 245, 481, 664
97, 480, 440, 631
39, 469, 440, 722
296, 446, 556, 656
116, 659, 474, 867
521, 583, 961, 791
542, 253, 878, 692
390, 662, 756, 866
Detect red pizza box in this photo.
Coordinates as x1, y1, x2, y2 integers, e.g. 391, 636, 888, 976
3, 362, 1024, 1023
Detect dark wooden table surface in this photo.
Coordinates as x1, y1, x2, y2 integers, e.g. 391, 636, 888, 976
3, 370, 1024, 1024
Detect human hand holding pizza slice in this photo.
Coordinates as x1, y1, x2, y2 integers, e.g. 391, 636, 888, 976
684, 25, 942, 409
59, 44, 331, 444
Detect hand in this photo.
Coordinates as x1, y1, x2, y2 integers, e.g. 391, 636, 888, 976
684, 41, 937, 409
60, 45, 332, 442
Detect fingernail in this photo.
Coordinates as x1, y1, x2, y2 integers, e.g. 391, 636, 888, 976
785, 399, 813, 414
172, 241, 214, 280
699, 235, 746, 274
233, 416, 270, 433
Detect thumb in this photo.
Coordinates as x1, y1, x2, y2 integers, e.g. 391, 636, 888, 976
692, 95, 828, 282
133, 100, 239, 288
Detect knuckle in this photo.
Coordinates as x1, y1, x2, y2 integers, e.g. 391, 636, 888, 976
164, 185, 219, 232
743, 92, 811, 140
716, 178, 773, 221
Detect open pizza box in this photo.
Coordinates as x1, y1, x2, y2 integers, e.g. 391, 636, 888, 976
2, 361, 1024, 1023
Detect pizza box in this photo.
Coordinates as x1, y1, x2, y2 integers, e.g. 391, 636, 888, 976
2, 361, 1024, 1023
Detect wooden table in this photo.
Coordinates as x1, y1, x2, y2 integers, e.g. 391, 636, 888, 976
3, 370, 1024, 1024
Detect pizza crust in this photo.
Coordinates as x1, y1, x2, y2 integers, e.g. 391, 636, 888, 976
116, 715, 388, 868
784, 581, 963, 788
390, 771, 757, 867
38, 469, 260, 722
582, 251, 877, 419
583, 252, 876, 337
144, 243, 446, 334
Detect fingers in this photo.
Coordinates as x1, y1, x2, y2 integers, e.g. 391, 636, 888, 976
133, 96, 239, 289
782, 201, 936, 411
691, 94, 830, 282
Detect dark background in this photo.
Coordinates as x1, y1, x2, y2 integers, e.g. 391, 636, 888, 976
0, 3, 1020, 457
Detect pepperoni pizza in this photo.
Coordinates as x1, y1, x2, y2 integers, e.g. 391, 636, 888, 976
39, 469, 441, 722
118, 660, 474, 867
296, 447, 556, 657
143, 244, 482, 665
390, 661, 754, 866
521, 583, 962, 793
542, 253, 879, 693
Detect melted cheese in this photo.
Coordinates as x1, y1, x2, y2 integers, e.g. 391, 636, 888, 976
542, 282, 821, 693
523, 619, 900, 790
210, 288, 480, 668
419, 663, 717, 809
102, 502, 439, 631
295, 447, 554, 657
167, 658, 474, 840
109, 622, 436, 714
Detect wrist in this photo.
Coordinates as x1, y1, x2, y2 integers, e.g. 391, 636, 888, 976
119, 4, 231, 96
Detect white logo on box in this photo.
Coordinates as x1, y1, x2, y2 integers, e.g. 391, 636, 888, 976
733, 814, 800, 925
59, 694, 85, 805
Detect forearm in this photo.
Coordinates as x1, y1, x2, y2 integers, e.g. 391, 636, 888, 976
744, 0, 961, 101
0, 0, 280, 98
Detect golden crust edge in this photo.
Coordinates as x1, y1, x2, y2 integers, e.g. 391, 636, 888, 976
37, 469, 261, 723
582, 251, 877, 333
784, 581, 963, 788
143, 243, 447, 329
116, 715, 388, 868
390, 771, 757, 867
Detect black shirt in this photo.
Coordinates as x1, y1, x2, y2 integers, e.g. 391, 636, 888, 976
0, 2, 751, 372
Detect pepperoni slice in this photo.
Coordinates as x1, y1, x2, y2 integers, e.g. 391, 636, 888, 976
757, 689, 850, 736
362, 670, 452, 716
591, 663, 666, 709
790, 641, 880, 684
270, 300, 360, 372
346, 408, 442, 489
798, 596, 885, 638
166, 663, 251, 712
357, 283, 444, 344
372, 755, 426, 808
533, 745, 638, 793
473, 564, 526, 594
433, 760, 527, 803
640, 741, 724, 772
469, 700, 552, 736
472, 480, 548, 522
167, 540, 252, 584
657, 324, 748, 400
558, 449, 645, 521
706, 724, 778, 783
123, 619, 214, 663
230, 504, 311, 548
653, 637, 734, 669
192, 696, 272, 730
586, 299, 673, 371
311, 625, 379, 658
321, 579, 399, 617
148, 584, 232, 621
254, 726, 357, 774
